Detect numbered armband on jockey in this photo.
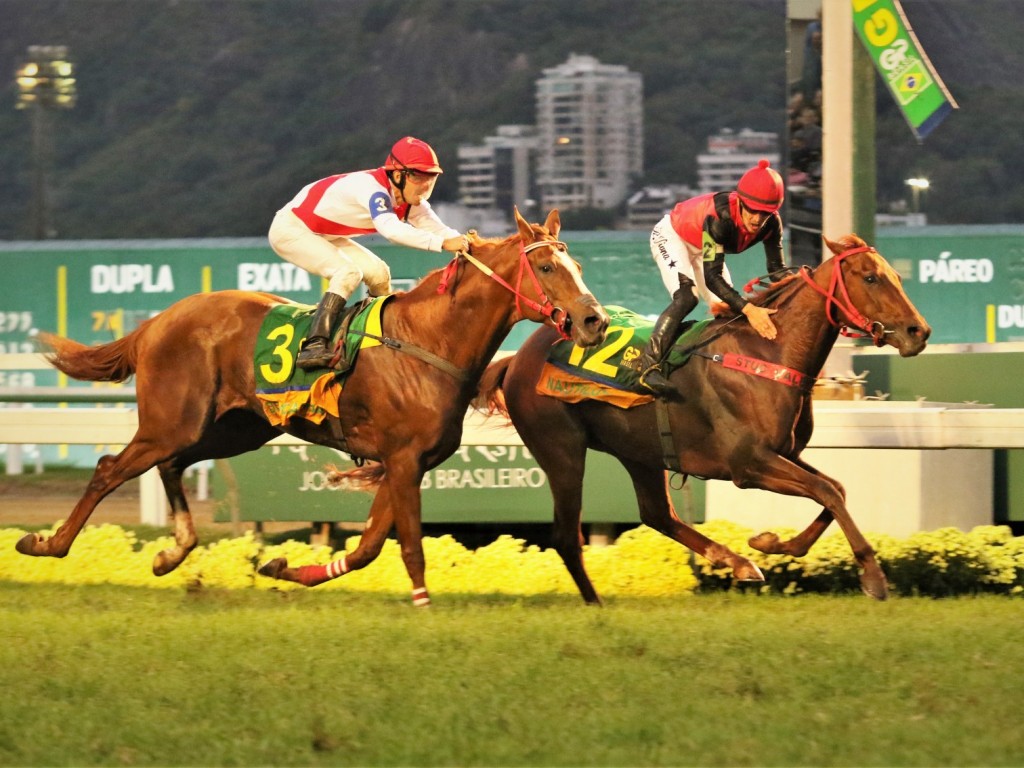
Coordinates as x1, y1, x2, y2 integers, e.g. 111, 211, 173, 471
701, 231, 724, 263
368, 190, 395, 220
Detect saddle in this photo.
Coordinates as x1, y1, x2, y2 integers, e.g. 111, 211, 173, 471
252, 296, 390, 426
538, 306, 708, 408
327, 297, 376, 375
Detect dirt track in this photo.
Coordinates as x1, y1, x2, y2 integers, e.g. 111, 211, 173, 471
1, 472, 241, 532
0, 472, 329, 543
2, 492, 221, 529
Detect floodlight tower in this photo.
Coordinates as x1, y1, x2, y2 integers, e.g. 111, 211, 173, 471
16, 45, 77, 239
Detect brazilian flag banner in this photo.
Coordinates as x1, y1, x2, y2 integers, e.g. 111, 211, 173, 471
853, 0, 957, 139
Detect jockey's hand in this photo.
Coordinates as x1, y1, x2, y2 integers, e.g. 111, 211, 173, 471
742, 304, 779, 340
442, 234, 470, 253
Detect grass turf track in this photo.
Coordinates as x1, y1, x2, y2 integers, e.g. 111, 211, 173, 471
2, 583, 1022, 767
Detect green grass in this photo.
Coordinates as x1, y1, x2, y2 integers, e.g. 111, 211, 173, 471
2, 584, 1023, 767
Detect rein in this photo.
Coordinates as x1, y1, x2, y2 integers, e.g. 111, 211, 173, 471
358, 237, 572, 384
798, 245, 888, 345
438, 239, 572, 340
677, 246, 884, 394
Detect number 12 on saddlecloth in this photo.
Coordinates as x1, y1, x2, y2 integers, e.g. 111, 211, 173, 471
566, 326, 636, 379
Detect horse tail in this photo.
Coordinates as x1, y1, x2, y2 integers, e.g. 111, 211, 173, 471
473, 356, 512, 418
37, 330, 139, 383
327, 461, 386, 491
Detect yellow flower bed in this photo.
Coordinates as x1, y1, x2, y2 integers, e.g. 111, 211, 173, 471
0, 524, 699, 596
2, 522, 1022, 597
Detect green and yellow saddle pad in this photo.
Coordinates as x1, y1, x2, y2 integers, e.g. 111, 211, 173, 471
253, 296, 390, 426
539, 305, 711, 408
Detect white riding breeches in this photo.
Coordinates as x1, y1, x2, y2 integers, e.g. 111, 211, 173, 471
649, 214, 731, 303
268, 209, 393, 298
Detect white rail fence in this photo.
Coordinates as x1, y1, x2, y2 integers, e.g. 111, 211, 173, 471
3, 353, 1024, 534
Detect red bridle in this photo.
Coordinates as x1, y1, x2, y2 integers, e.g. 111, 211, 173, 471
798, 245, 888, 346
437, 239, 572, 339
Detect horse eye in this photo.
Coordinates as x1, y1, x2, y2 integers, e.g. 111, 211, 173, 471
864, 274, 878, 284
540, 264, 554, 274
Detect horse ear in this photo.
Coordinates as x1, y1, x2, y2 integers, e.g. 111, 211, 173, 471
544, 209, 561, 238
822, 235, 843, 256
823, 233, 867, 256
514, 206, 534, 243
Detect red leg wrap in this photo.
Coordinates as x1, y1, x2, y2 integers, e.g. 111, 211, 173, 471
296, 564, 330, 587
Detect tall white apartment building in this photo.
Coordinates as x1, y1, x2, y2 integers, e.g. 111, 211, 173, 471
534, 54, 643, 211
457, 125, 539, 213
696, 127, 780, 194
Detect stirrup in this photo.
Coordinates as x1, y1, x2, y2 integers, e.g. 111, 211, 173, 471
296, 338, 333, 370
639, 366, 676, 397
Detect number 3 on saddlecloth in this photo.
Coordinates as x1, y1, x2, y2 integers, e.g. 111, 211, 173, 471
259, 324, 296, 384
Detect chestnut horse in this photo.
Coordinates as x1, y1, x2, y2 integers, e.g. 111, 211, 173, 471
476, 235, 931, 603
17, 209, 609, 605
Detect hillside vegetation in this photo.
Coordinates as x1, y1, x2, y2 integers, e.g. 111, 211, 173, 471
1, 0, 1022, 239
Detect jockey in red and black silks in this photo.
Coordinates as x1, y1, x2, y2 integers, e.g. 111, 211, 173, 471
668, 188, 785, 315
640, 159, 788, 396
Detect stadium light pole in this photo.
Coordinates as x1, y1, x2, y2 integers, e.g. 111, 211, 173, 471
905, 177, 930, 214
16, 45, 77, 240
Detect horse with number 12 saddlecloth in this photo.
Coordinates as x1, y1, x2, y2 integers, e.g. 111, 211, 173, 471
17, 208, 609, 605
475, 235, 931, 603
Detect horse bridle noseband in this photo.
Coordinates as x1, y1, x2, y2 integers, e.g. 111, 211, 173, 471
799, 245, 890, 346
438, 239, 573, 340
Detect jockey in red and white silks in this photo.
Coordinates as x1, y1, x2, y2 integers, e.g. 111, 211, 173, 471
268, 136, 469, 370
270, 150, 465, 299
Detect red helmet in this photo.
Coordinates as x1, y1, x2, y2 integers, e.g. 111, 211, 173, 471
384, 136, 443, 174
736, 159, 784, 213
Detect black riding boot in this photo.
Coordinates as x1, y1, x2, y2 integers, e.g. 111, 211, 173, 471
638, 276, 698, 396
296, 292, 347, 371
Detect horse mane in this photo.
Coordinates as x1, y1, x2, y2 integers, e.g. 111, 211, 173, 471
401, 230, 521, 297
710, 270, 805, 319
710, 233, 870, 319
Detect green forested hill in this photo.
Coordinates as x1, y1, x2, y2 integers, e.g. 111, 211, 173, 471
0, 0, 1022, 239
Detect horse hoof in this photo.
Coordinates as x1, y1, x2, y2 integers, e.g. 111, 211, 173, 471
152, 551, 179, 577
258, 558, 288, 579
860, 575, 889, 601
15, 533, 44, 556
734, 561, 765, 582
748, 531, 782, 554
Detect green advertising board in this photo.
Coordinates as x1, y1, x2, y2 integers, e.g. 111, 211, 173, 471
2, 225, 1024, 471
209, 441, 705, 526
2, 225, 1021, 363
870, 226, 1024, 345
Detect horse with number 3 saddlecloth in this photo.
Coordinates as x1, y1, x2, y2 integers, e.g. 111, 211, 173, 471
17, 208, 609, 606
475, 235, 931, 603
